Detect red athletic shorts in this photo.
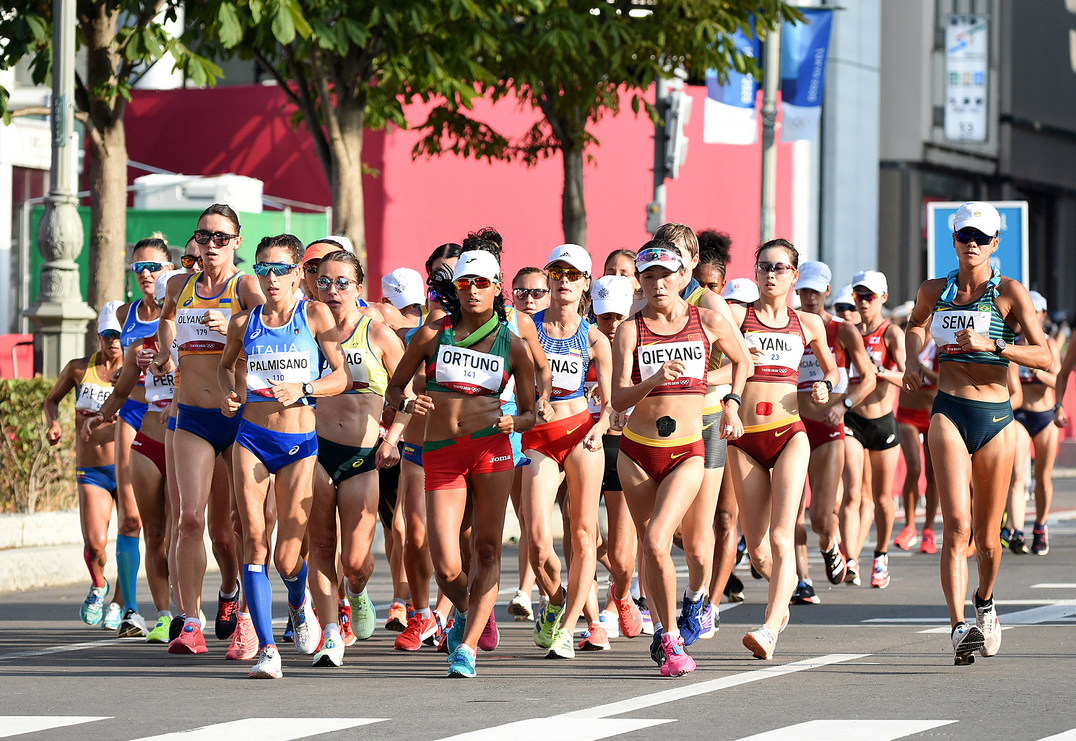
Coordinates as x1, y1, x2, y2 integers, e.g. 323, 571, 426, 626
131, 431, 166, 477
423, 427, 513, 493
802, 417, 845, 450
619, 428, 704, 484
521, 409, 593, 468
896, 406, 931, 436
729, 416, 806, 470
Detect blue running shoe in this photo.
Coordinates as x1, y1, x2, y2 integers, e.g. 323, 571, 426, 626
446, 609, 468, 655
448, 645, 476, 678
80, 580, 108, 626
677, 591, 708, 646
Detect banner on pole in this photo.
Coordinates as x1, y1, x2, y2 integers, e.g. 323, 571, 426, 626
703, 27, 761, 145
779, 8, 833, 142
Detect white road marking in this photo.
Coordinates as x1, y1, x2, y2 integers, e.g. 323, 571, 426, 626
1031, 583, 1076, 589
734, 720, 956, 740
132, 718, 386, 741
1036, 730, 1076, 740
998, 601, 1076, 625
440, 718, 672, 740
0, 717, 110, 738
0, 639, 117, 662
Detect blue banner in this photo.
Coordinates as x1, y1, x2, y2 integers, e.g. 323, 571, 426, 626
927, 201, 1029, 286
703, 26, 761, 145
780, 8, 833, 141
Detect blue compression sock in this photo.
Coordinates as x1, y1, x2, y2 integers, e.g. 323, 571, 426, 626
242, 564, 275, 648
282, 559, 308, 608
116, 534, 140, 613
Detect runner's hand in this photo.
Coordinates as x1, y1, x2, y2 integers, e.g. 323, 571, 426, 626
269, 380, 303, 406
202, 309, 229, 334
719, 406, 743, 440
136, 347, 155, 371
148, 353, 175, 378
649, 360, 685, 387
537, 398, 555, 423
496, 414, 515, 435
47, 420, 63, 445
1055, 406, 1069, 428
412, 394, 434, 416
221, 390, 242, 417
582, 427, 603, 452
376, 439, 401, 468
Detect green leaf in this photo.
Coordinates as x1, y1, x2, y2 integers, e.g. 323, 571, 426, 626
217, 3, 244, 48
270, 2, 296, 44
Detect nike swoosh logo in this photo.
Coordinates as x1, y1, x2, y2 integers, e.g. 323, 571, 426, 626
566, 425, 581, 436
670, 451, 688, 459
829, 431, 841, 438
702, 421, 715, 430
774, 427, 789, 437
993, 416, 1008, 423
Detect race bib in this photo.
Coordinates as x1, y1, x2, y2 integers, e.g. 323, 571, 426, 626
931, 309, 991, 354
247, 348, 314, 398
435, 345, 504, 395
547, 352, 585, 397
345, 347, 370, 390
75, 383, 111, 414
177, 308, 230, 353
798, 351, 823, 390
637, 340, 707, 382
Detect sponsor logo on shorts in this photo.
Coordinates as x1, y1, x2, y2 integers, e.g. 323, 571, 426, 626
992, 415, 1008, 423
670, 451, 688, 459
702, 421, 715, 430
566, 425, 581, 436
490, 455, 511, 463
829, 431, 841, 438
288, 445, 301, 455
885, 434, 895, 444
774, 427, 790, 437
351, 458, 366, 468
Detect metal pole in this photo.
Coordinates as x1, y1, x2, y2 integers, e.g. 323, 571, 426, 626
647, 77, 669, 235
759, 25, 781, 243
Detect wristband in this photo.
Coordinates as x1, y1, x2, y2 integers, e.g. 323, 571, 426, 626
722, 393, 742, 408
1054, 403, 1063, 412
823, 379, 833, 392
401, 398, 415, 415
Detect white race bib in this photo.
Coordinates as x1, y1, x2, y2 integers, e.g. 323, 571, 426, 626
247, 349, 314, 397
547, 352, 585, 396
931, 309, 991, 354
435, 345, 504, 395
637, 341, 707, 382
75, 383, 111, 414
176, 307, 230, 352
746, 332, 804, 373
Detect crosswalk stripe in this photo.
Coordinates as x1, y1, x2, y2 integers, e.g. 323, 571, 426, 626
0, 717, 110, 738
1036, 730, 1076, 740
440, 718, 672, 740
131, 718, 387, 741
734, 720, 956, 740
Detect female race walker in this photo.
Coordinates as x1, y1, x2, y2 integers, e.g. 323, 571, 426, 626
611, 241, 749, 676
218, 234, 349, 678
726, 239, 838, 660
904, 201, 1050, 664
386, 249, 536, 678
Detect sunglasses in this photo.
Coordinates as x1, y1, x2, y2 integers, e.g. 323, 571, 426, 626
756, 261, 795, 275
131, 261, 167, 274
455, 276, 494, 291
304, 261, 322, 274
316, 276, 357, 291
853, 290, 879, 302
101, 329, 121, 340
513, 288, 549, 300
180, 255, 203, 269
636, 248, 682, 269
955, 230, 994, 246
252, 262, 297, 277
834, 303, 855, 313
547, 267, 586, 282
192, 230, 238, 246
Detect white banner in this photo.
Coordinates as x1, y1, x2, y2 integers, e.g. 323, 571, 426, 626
944, 14, 988, 142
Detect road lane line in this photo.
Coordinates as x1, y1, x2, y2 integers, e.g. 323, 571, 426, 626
131, 718, 387, 741
0, 639, 117, 662
439, 718, 672, 741
734, 719, 956, 740
1031, 583, 1076, 589
0, 717, 110, 738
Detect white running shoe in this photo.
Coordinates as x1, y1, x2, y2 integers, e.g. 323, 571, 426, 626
507, 589, 534, 622
249, 645, 282, 679
312, 630, 344, 667
117, 609, 147, 638
288, 589, 321, 655
102, 602, 122, 632
743, 625, 778, 660
951, 622, 985, 665
598, 609, 620, 639
976, 601, 1002, 657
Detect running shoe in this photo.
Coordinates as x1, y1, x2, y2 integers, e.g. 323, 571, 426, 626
699, 603, 717, 639
533, 601, 564, 649
168, 621, 208, 654
288, 589, 321, 655
386, 600, 408, 632
743, 625, 778, 660
649, 628, 666, 666
871, 554, 890, 589
893, 524, 918, 551
447, 645, 476, 678
102, 602, 122, 632
478, 612, 500, 652
249, 644, 282, 679
951, 622, 984, 665
313, 630, 344, 668
339, 604, 356, 647
80, 581, 108, 626
426, 612, 445, 647
281, 617, 294, 643
117, 608, 147, 638
677, 591, 708, 646
395, 612, 440, 651
225, 614, 258, 660
999, 526, 1012, 549
348, 588, 376, 640
659, 632, 696, 677
749, 560, 763, 580
791, 581, 821, 605
637, 598, 655, 635
215, 582, 240, 640
723, 573, 745, 603
1009, 530, 1028, 554
844, 558, 861, 586
446, 610, 468, 655
1032, 524, 1049, 556
919, 528, 937, 554
507, 589, 534, 622
611, 593, 642, 638
976, 600, 1002, 657
146, 615, 172, 643
735, 535, 747, 565
546, 627, 575, 659
436, 617, 451, 654
578, 621, 610, 651
169, 613, 185, 642
821, 545, 847, 585
598, 609, 620, 639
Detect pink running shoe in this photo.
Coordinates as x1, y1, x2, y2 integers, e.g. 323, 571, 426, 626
225, 614, 258, 660
893, 524, 918, 551
477, 613, 500, 652
919, 528, 937, 554
659, 632, 696, 677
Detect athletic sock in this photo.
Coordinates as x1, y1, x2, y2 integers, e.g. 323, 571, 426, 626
951, 621, 966, 638
116, 534, 140, 612
220, 582, 239, 601
418, 607, 432, 619
323, 622, 339, 639
242, 564, 276, 649
157, 609, 172, 620
281, 559, 309, 608
974, 590, 993, 608
84, 548, 105, 588
873, 549, 887, 559
664, 627, 680, 640
685, 586, 704, 602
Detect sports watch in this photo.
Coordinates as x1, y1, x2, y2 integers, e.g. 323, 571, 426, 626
842, 397, 854, 410
993, 338, 1007, 355
302, 382, 315, 397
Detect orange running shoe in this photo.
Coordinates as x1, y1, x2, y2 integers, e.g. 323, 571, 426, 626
893, 524, 918, 551
386, 600, 408, 632
338, 604, 356, 647
225, 614, 258, 660
612, 591, 643, 638
578, 621, 610, 651
168, 621, 208, 654
919, 528, 937, 554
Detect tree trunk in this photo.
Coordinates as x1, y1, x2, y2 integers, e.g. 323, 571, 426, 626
329, 97, 367, 288
560, 143, 587, 247
87, 121, 127, 309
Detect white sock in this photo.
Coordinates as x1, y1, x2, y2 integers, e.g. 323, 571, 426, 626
665, 627, 681, 640
418, 607, 431, 619
323, 622, 339, 638
158, 610, 172, 620
685, 586, 704, 602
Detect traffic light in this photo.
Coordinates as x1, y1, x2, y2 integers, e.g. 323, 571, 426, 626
664, 87, 692, 179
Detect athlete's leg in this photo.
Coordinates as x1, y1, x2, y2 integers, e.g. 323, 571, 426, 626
840, 436, 867, 565
207, 452, 241, 598
729, 447, 774, 582
603, 489, 636, 599
808, 438, 844, 551
426, 485, 469, 612
389, 493, 409, 604
458, 468, 514, 650
130, 452, 169, 611
929, 415, 974, 627
522, 452, 564, 604
558, 442, 603, 633
338, 470, 379, 595
869, 445, 900, 552
307, 464, 340, 625
897, 423, 923, 532
922, 439, 939, 532
79, 482, 113, 588
172, 429, 218, 619
1032, 423, 1057, 527
114, 420, 143, 613
400, 460, 433, 612
766, 435, 812, 630
971, 424, 1016, 601
708, 473, 739, 605
509, 467, 536, 597
680, 465, 720, 597
271, 456, 317, 585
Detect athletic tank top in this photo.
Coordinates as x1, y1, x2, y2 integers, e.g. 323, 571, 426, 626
142, 336, 178, 408
741, 305, 805, 385
121, 299, 159, 353
848, 320, 895, 385
425, 316, 512, 397
336, 315, 389, 396
244, 300, 322, 405
535, 309, 590, 400
798, 316, 848, 393
681, 278, 708, 308
176, 272, 245, 357
930, 270, 1014, 367
75, 353, 112, 416
631, 304, 709, 396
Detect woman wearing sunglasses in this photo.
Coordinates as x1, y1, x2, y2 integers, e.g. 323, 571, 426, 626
386, 249, 536, 678
217, 234, 349, 679
44, 303, 125, 629
151, 203, 261, 655
723, 239, 837, 661
904, 201, 1051, 665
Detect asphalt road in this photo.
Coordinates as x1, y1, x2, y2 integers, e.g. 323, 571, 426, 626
3, 477, 1076, 741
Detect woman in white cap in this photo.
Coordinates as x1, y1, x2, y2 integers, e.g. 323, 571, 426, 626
523, 243, 612, 660
904, 200, 1050, 664
611, 239, 748, 675
841, 268, 905, 589
723, 278, 760, 306
386, 248, 536, 678
44, 303, 125, 629
383, 267, 428, 327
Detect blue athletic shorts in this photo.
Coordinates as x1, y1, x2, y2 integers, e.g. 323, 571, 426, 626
402, 441, 423, 466
176, 403, 243, 456
76, 465, 117, 495
118, 398, 147, 431
167, 415, 177, 432
235, 420, 318, 474
501, 399, 530, 467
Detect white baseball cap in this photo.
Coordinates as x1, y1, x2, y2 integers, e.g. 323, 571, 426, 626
723, 278, 759, 304
635, 246, 684, 274
382, 267, 425, 309
953, 201, 1001, 236
852, 269, 888, 296
545, 243, 592, 275
453, 250, 501, 282
1029, 290, 1047, 313
795, 261, 831, 293
154, 270, 185, 307
591, 275, 634, 317
833, 284, 855, 307
97, 300, 123, 335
